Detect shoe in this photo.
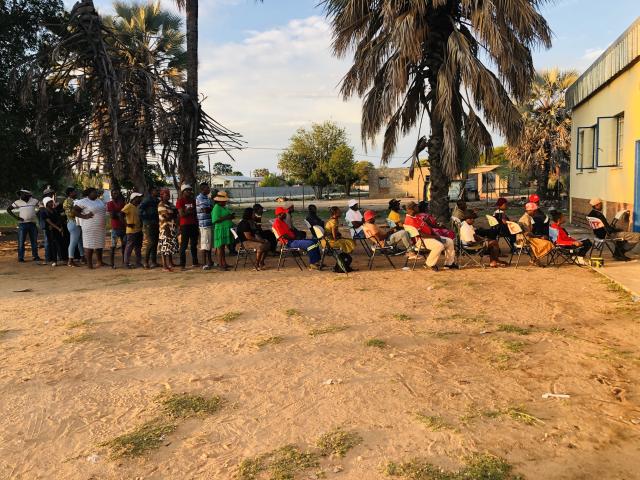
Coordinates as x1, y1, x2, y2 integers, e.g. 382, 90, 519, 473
18, 259, 25, 263
444, 263, 459, 270
51, 262, 57, 267
33, 257, 42, 262
424, 265, 439, 272
202, 265, 211, 270
308, 263, 320, 270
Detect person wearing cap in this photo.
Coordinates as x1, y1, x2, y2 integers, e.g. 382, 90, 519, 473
8, 189, 41, 263
459, 212, 504, 267
345, 199, 364, 238
176, 184, 200, 269
139, 186, 160, 269
63, 187, 85, 267
362, 210, 412, 252
107, 190, 127, 268
158, 188, 179, 271
41, 196, 66, 266
121, 192, 144, 268
253, 203, 277, 252
211, 191, 234, 270
387, 199, 403, 228
236, 207, 270, 270
284, 203, 306, 240
493, 197, 516, 251
273, 206, 321, 269
324, 206, 356, 270
74, 187, 106, 269
196, 183, 214, 269
404, 201, 457, 271
528, 193, 541, 204
517, 202, 553, 262
588, 198, 639, 260
305, 204, 325, 238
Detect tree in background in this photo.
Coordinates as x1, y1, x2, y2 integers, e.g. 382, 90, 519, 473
259, 174, 286, 187
231, 170, 244, 176
212, 162, 233, 175
253, 168, 270, 178
353, 161, 374, 186
0, 0, 84, 197
278, 121, 352, 199
323, 0, 551, 222
326, 144, 356, 195
507, 68, 578, 199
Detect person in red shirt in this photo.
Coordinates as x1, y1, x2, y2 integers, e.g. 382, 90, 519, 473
550, 211, 592, 258
106, 190, 126, 268
272, 206, 321, 269
176, 184, 200, 269
404, 202, 457, 271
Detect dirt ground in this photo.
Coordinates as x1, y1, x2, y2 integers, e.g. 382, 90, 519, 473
1, 238, 640, 480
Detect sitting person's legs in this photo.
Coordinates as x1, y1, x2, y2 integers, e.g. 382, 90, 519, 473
289, 239, 320, 264
421, 238, 444, 267
388, 230, 411, 250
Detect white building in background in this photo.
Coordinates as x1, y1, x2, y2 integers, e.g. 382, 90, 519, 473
211, 175, 263, 189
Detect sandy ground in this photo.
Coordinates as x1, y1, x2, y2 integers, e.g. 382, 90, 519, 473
1, 239, 640, 480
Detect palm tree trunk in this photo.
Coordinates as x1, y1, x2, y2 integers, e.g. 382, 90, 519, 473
179, 0, 199, 186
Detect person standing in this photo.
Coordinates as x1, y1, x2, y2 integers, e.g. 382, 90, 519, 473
74, 187, 106, 269
41, 196, 65, 266
196, 182, 214, 269
106, 190, 127, 268
140, 187, 160, 269
7, 189, 41, 263
211, 191, 234, 270
176, 184, 199, 269
157, 188, 179, 272
121, 192, 144, 269
63, 187, 84, 267
38, 186, 57, 262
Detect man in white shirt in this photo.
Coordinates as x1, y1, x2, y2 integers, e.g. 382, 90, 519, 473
460, 213, 503, 268
345, 199, 364, 238
8, 189, 41, 262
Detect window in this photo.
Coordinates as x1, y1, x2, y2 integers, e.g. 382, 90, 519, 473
577, 126, 595, 170
617, 114, 624, 164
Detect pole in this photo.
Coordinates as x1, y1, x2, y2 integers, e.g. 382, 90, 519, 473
207, 154, 212, 187
302, 184, 305, 209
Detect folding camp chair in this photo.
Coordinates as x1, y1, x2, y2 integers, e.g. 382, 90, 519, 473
585, 216, 625, 259
312, 226, 348, 273
506, 222, 535, 268
365, 234, 397, 270
403, 225, 430, 270
547, 225, 583, 267
485, 214, 514, 252
272, 227, 307, 271
451, 217, 486, 269
230, 227, 258, 270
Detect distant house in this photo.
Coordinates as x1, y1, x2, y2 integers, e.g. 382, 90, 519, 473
211, 175, 264, 189
566, 17, 640, 232
368, 165, 514, 200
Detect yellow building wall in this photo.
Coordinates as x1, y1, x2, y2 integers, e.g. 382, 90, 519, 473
570, 61, 640, 227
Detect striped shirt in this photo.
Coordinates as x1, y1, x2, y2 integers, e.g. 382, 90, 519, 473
196, 193, 212, 227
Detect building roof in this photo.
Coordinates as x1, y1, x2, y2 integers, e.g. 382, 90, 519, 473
372, 165, 500, 177
212, 175, 263, 182
566, 17, 640, 109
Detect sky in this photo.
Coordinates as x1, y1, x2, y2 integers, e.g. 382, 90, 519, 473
64, 0, 640, 175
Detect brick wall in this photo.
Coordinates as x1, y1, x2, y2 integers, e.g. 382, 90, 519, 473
572, 196, 634, 231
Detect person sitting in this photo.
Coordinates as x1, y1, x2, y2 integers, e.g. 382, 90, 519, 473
588, 197, 639, 261
236, 207, 270, 270
252, 203, 277, 252
459, 212, 504, 268
273, 206, 321, 270
284, 203, 306, 239
362, 210, 413, 255
417, 201, 455, 239
518, 203, 553, 263
404, 201, 457, 271
345, 199, 365, 238
306, 204, 325, 238
323, 206, 356, 272
550, 211, 592, 260
493, 197, 517, 250
387, 199, 403, 228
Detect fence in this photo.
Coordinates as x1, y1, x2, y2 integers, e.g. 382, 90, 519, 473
224, 185, 367, 205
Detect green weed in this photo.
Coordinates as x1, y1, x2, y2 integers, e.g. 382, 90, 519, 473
238, 445, 319, 480
365, 338, 387, 348
316, 428, 362, 457
309, 325, 348, 337
101, 418, 177, 458
497, 324, 530, 335
256, 336, 284, 348
415, 413, 452, 432
157, 393, 223, 418
386, 453, 520, 479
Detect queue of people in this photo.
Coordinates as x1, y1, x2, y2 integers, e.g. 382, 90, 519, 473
8, 185, 638, 272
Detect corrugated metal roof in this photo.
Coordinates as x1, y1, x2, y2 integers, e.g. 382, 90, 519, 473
566, 17, 640, 109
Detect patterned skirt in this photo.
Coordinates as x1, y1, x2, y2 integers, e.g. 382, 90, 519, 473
159, 224, 179, 256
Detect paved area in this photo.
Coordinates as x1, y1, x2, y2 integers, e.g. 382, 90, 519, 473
591, 259, 640, 299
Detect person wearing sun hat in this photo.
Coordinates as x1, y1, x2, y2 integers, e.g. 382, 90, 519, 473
273, 206, 321, 269
211, 190, 235, 270
587, 197, 639, 259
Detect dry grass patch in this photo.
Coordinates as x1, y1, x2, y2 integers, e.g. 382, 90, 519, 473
101, 418, 177, 458
365, 338, 387, 348
392, 313, 412, 322
502, 340, 526, 353
256, 336, 284, 348
284, 308, 302, 317
66, 319, 91, 329
63, 332, 94, 344
308, 325, 348, 337
213, 311, 242, 323
386, 453, 521, 480
415, 413, 453, 432
238, 445, 320, 480
497, 324, 530, 335
157, 392, 223, 418
316, 428, 362, 457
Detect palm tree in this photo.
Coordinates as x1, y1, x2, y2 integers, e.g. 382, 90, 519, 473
507, 68, 578, 199
323, 0, 552, 221
172, 0, 198, 185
